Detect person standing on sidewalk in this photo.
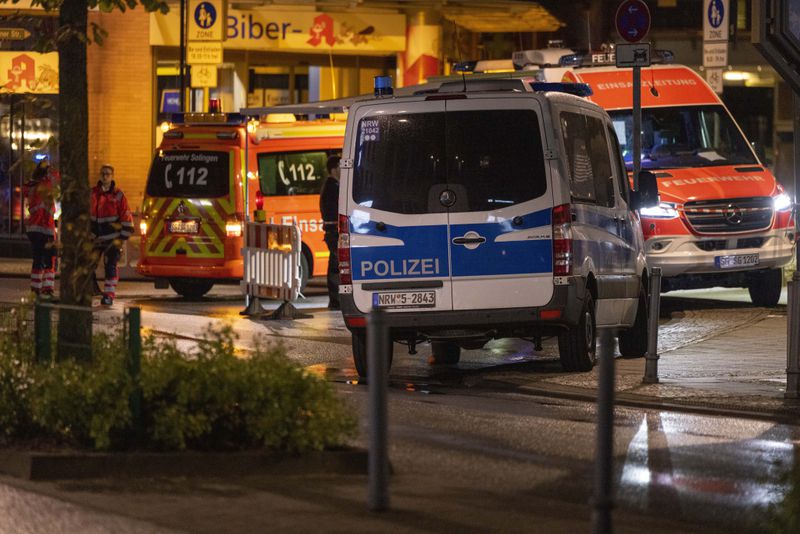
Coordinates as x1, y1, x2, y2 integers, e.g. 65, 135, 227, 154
319, 154, 341, 310
23, 158, 57, 298
90, 164, 133, 306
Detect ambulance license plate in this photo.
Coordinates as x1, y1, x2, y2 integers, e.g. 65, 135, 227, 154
169, 220, 199, 234
373, 290, 436, 309
715, 253, 759, 269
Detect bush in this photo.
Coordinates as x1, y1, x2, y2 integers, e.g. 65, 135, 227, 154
0, 308, 357, 452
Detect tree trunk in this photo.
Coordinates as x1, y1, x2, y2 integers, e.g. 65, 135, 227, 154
57, 0, 93, 360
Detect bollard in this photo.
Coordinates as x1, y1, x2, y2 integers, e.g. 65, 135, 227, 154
787, 274, 800, 399
367, 308, 390, 512
592, 328, 616, 534
126, 307, 143, 440
34, 302, 52, 364
643, 267, 662, 384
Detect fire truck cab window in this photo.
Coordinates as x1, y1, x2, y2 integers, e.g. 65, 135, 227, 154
146, 151, 230, 198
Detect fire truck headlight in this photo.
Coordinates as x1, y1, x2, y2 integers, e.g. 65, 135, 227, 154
226, 220, 243, 237
639, 202, 679, 219
773, 193, 792, 212
139, 220, 148, 236
159, 121, 171, 133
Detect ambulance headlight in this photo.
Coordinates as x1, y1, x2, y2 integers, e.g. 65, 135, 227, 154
639, 202, 679, 219
773, 192, 792, 212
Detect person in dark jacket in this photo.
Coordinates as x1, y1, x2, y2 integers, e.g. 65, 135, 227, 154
319, 155, 341, 310
90, 164, 133, 306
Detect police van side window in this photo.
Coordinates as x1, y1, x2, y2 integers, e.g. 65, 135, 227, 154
352, 113, 445, 214
607, 124, 629, 204
560, 112, 614, 208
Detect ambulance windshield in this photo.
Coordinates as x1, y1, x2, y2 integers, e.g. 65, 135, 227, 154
146, 150, 230, 198
609, 105, 757, 170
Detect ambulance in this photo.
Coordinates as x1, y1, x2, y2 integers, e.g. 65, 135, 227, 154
137, 109, 344, 298
563, 60, 795, 306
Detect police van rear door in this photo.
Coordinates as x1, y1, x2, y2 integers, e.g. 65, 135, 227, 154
444, 96, 554, 310
348, 100, 454, 313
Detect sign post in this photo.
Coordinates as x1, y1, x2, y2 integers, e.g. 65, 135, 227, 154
615, 0, 650, 191
703, 0, 729, 93
187, 0, 226, 108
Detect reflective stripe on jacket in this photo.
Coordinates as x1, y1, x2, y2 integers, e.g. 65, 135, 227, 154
91, 181, 133, 242
23, 176, 56, 236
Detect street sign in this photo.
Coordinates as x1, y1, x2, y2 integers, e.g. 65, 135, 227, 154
703, 42, 728, 67
615, 0, 651, 43
190, 64, 218, 88
188, 0, 225, 42
616, 43, 651, 67
187, 42, 223, 65
703, 0, 729, 42
0, 28, 31, 41
705, 68, 724, 94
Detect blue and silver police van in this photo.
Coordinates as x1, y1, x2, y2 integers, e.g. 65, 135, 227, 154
337, 77, 659, 377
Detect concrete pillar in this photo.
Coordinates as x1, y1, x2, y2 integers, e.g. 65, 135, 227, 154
400, 10, 442, 87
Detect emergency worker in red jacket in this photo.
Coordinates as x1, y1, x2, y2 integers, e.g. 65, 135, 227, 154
23, 159, 57, 297
90, 164, 133, 305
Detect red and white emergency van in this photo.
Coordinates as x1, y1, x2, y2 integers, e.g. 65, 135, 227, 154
564, 63, 795, 306
137, 111, 344, 298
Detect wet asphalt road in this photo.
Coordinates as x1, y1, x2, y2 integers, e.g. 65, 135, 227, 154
0, 278, 797, 532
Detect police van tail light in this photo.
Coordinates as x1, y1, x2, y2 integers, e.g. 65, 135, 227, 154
552, 203, 573, 276
338, 214, 352, 285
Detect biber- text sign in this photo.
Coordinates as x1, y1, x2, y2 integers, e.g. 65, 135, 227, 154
189, 0, 225, 41
0, 28, 31, 41
187, 42, 223, 65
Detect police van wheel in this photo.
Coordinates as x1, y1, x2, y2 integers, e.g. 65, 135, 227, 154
169, 278, 214, 299
618, 283, 648, 359
352, 330, 393, 379
748, 268, 783, 307
558, 293, 596, 372
430, 341, 461, 365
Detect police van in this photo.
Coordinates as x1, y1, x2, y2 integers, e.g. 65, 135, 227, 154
338, 77, 659, 377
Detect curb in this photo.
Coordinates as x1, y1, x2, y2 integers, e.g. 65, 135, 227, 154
512, 382, 800, 424
0, 448, 367, 481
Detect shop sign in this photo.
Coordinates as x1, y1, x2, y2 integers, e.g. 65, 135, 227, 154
191, 64, 218, 88
0, 28, 31, 41
189, 0, 226, 41
187, 42, 223, 65
0, 52, 58, 94
152, 9, 406, 53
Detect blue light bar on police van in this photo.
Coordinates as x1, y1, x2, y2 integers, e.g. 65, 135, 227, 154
170, 112, 246, 125
453, 60, 478, 73
374, 75, 393, 97
531, 82, 593, 97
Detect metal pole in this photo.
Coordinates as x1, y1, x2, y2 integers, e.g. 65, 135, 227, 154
643, 267, 662, 384
34, 302, 51, 364
179, 0, 186, 112
787, 277, 800, 398
126, 307, 142, 432
633, 66, 642, 192
592, 328, 615, 534
794, 93, 800, 267
367, 308, 390, 511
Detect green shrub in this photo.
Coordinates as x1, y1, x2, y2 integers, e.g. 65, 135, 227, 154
0, 308, 357, 452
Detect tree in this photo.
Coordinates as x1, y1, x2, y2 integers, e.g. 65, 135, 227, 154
1, 0, 167, 358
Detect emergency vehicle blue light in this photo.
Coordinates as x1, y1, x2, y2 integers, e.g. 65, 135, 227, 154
34, 153, 47, 161
558, 53, 583, 67
374, 75, 393, 97
531, 82, 593, 97
453, 61, 478, 73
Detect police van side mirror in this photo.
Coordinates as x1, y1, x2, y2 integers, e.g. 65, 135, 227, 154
631, 170, 659, 210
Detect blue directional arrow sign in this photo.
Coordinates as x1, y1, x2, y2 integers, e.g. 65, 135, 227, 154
616, 0, 651, 44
